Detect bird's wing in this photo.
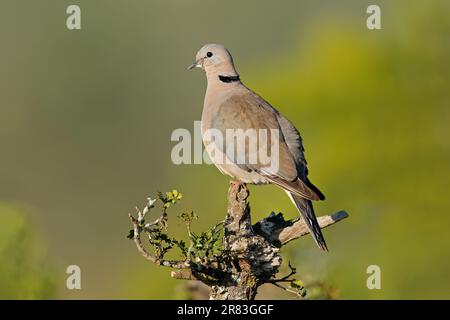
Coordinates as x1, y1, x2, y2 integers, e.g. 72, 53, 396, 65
275, 111, 326, 200
210, 90, 322, 201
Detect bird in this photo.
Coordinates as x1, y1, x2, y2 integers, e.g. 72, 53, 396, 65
188, 44, 328, 251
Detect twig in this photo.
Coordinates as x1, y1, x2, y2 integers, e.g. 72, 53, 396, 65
271, 261, 297, 283
278, 210, 348, 245
128, 214, 189, 269
171, 270, 197, 281
271, 282, 304, 299
254, 210, 348, 246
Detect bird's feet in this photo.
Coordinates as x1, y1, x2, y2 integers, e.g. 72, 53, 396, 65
230, 179, 245, 188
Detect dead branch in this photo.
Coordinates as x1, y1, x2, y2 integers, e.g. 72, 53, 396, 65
254, 210, 348, 246
128, 214, 189, 269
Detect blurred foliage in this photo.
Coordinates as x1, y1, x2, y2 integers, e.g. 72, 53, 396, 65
0, 203, 56, 299
174, 281, 210, 300
0, 0, 449, 299
245, 1, 450, 299
303, 282, 339, 300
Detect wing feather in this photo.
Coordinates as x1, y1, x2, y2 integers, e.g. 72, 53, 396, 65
211, 89, 324, 201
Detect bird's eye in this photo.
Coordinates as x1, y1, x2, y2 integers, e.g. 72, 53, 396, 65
206, 51, 213, 58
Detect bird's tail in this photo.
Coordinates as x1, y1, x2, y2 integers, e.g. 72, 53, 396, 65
287, 192, 328, 251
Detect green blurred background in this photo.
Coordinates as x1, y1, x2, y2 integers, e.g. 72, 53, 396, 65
0, 0, 449, 299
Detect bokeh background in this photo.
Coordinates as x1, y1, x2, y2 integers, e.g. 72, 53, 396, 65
1, 0, 449, 299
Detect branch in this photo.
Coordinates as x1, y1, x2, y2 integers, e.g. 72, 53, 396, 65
254, 210, 348, 246
271, 282, 305, 299
171, 269, 196, 281
171, 268, 220, 286
128, 214, 189, 269
278, 210, 349, 245
127, 186, 350, 300
270, 261, 297, 283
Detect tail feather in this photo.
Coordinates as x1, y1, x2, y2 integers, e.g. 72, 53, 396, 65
287, 192, 328, 251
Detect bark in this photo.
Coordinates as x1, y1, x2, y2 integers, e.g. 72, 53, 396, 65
209, 181, 281, 300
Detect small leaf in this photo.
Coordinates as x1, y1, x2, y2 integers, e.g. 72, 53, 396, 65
290, 279, 304, 289
288, 261, 297, 273
126, 229, 134, 240
178, 211, 197, 223
300, 288, 307, 297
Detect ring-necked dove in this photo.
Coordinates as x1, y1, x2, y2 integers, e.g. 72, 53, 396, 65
188, 44, 328, 251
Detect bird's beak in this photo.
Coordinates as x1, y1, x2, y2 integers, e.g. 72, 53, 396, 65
187, 58, 204, 70
187, 62, 198, 70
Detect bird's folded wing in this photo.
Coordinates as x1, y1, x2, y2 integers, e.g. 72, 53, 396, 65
259, 172, 321, 201
213, 94, 296, 178
212, 92, 323, 201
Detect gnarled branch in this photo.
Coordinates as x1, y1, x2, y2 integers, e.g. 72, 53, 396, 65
254, 210, 348, 246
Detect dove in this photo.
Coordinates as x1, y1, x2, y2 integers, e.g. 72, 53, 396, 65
188, 44, 328, 251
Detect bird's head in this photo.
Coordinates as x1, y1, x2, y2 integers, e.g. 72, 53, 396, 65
188, 44, 239, 79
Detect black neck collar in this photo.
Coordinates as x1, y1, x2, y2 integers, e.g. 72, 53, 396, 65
219, 75, 240, 83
